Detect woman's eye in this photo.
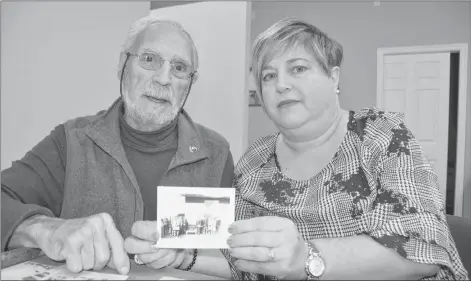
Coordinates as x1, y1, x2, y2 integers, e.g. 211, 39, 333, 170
292, 66, 307, 74
263, 73, 277, 81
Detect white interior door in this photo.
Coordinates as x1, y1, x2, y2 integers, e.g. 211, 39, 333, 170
378, 52, 451, 201
150, 2, 250, 163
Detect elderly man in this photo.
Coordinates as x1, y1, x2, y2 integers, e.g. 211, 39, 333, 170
1, 16, 234, 277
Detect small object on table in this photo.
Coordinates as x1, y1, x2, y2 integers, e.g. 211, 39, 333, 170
1, 260, 129, 280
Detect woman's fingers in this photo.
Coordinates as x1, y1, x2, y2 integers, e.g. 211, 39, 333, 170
229, 246, 281, 262
228, 231, 283, 248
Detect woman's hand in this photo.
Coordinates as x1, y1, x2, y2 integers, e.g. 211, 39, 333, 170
124, 221, 193, 270
227, 216, 308, 280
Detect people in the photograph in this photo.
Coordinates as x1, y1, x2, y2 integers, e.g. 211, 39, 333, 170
215, 217, 221, 233
170, 214, 189, 237
171, 217, 180, 237
207, 217, 216, 235
182, 217, 189, 236
160, 218, 171, 237
1, 15, 234, 276
221, 18, 469, 280
161, 214, 222, 239
197, 219, 204, 234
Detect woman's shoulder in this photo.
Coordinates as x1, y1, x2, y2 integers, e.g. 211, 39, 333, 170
235, 133, 278, 176
351, 107, 404, 125
349, 107, 407, 137
347, 107, 411, 150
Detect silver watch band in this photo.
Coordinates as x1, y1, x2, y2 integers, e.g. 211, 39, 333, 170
304, 242, 324, 280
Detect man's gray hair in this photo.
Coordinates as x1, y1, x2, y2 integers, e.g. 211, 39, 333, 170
117, 15, 199, 80
251, 17, 343, 95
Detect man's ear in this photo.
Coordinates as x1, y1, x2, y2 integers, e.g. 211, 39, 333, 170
330, 66, 341, 89
118, 52, 128, 80
191, 71, 199, 84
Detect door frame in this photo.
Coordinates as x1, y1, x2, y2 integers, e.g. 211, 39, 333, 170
377, 43, 468, 217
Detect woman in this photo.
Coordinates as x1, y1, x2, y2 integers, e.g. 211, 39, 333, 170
222, 18, 468, 280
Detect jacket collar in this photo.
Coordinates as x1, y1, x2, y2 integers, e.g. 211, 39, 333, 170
85, 98, 210, 178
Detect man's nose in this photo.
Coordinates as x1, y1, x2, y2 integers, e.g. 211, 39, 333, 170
152, 61, 172, 86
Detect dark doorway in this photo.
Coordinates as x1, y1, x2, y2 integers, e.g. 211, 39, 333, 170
446, 52, 459, 215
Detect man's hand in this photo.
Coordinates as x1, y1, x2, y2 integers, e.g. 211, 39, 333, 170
227, 216, 308, 280
124, 221, 193, 270
18, 213, 130, 274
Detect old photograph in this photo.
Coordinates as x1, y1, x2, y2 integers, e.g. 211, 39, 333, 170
156, 186, 235, 249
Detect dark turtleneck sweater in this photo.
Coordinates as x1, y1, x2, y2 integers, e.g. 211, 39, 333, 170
119, 110, 179, 221
2, 109, 235, 224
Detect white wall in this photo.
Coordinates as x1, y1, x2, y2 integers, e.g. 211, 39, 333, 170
1, 2, 150, 170
150, 2, 251, 163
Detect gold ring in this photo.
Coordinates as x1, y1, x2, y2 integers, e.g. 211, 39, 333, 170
267, 247, 276, 262
134, 254, 145, 265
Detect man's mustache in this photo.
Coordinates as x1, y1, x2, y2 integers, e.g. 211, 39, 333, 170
143, 86, 173, 104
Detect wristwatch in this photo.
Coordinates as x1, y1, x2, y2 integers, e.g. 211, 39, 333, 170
305, 242, 325, 280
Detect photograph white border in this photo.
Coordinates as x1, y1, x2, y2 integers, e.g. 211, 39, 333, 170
155, 186, 236, 249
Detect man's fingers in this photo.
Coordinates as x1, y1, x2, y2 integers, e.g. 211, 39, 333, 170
92, 224, 111, 271
65, 247, 83, 273
101, 214, 129, 275
124, 236, 158, 254
81, 241, 95, 270
228, 216, 292, 234
168, 251, 185, 268
107, 259, 117, 270
131, 221, 159, 241
137, 250, 169, 264
65, 233, 84, 273
228, 231, 283, 248
145, 250, 178, 269
138, 248, 174, 263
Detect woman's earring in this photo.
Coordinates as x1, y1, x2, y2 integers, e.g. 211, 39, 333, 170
336, 88, 340, 95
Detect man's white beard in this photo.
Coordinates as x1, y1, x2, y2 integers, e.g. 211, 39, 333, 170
123, 83, 181, 129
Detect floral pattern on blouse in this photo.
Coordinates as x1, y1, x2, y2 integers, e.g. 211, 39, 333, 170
221, 107, 468, 280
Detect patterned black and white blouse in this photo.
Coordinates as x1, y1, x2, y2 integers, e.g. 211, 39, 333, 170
222, 107, 468, 280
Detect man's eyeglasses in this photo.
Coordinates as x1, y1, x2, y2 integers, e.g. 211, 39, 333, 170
127, 51, 195, 80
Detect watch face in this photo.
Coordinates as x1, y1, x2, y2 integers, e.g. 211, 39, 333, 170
308, 256, 325, 277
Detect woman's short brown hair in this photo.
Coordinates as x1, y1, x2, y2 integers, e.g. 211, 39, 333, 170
251, 17, 343, 95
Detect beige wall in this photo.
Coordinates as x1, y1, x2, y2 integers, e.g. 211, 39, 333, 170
150, 2, 250, 162
1, 2, 150, 170
249, 1, 471, 218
